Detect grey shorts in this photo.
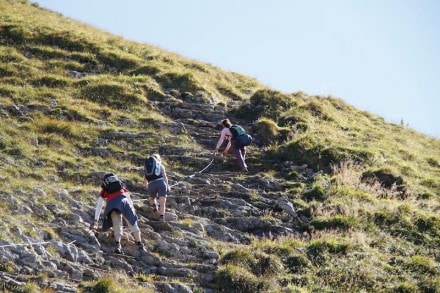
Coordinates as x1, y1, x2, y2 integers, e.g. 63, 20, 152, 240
147, 178, 167, 198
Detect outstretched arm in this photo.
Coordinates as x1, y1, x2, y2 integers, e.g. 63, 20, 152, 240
91, 196, 104, 229
214, 128, 227, 155
223, 140, 232, 155
162, 167, 170, 192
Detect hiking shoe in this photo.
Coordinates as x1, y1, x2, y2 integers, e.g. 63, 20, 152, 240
115, 246, 123, 254
137, 241, 145, 252
114, 241, 123, 254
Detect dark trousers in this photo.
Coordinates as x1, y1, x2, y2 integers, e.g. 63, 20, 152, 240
231, 139, 247, 170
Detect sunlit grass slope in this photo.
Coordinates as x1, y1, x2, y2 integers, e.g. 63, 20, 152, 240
0, 0, 439, 292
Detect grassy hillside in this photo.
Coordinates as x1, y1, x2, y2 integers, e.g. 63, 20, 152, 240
0, 0, 262, 190
1, 0, 439, 292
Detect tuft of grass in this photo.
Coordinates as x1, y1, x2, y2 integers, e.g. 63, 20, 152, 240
95, 48, 141, 72
234, 89, 296, 121
155, 71, 201, 93
31, 75, 70, 88
215, 265, 271, 293
393, 281, 419, 293
406, 255, 438, 275
252, 118, 292, 147
22, 282, 41, 293
218, 246, 284, 291
310, 215, 358, 231
219, 248, 257, 272
38, 117, 76, 137
81, 273, 154, 293
78, 78, 146, 109
302, 183, 328, 202
306, 237, 350, 264
0, 261, 16, 273
414, 214, 440, 237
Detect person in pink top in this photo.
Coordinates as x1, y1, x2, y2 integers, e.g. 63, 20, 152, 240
214, 118, 248, 172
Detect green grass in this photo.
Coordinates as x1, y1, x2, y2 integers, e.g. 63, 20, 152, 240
80, 274, 155, 293
0, 1, 439, 292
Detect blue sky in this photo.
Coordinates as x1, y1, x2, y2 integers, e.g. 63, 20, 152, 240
31, 0, 440, 138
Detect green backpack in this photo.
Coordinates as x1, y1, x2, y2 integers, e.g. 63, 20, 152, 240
230, 125, 252, 146
230, 125, 246, 137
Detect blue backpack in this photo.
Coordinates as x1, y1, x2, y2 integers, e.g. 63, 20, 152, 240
230, 124, 252, 147
144, 156, 162, 180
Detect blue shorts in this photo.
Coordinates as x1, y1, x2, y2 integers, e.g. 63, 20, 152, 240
147, 178, 167, 198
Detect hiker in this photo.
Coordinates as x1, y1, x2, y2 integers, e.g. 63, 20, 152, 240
91, 173, 144, 254
143, 153, 170, 222
214, 118, 248, 172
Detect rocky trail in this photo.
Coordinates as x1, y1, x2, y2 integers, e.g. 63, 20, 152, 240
0, 94, 314, 292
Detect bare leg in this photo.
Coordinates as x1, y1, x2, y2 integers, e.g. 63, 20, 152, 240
149, 196, 158, 211
159, 196, 166, 216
